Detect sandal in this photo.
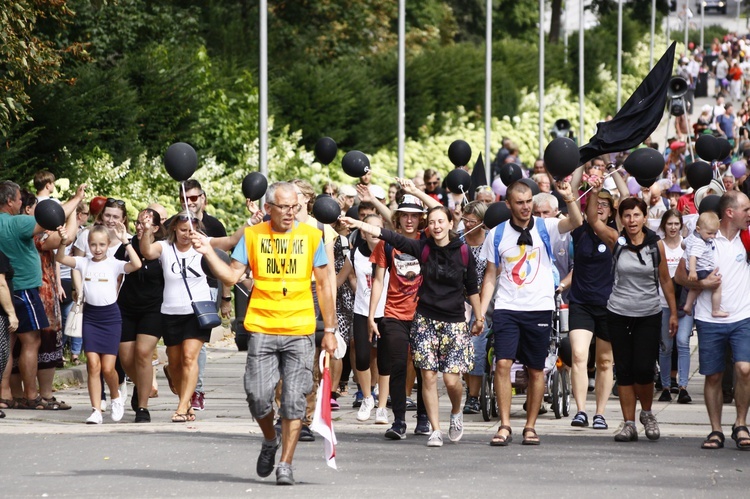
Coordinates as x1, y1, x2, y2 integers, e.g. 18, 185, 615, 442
186, 409, 196, 422
0, 398, 20, 409
19, 396, 46, 410
0, 409, 4, 419
731, 425, 750, 451
522, 427, 541, 446
171, 412, 188, 423
71, 356, 81, 366
163, 364, 177, 395
490, 425, 513, 446
701, 430, 725, 449
42, 397, 71, 410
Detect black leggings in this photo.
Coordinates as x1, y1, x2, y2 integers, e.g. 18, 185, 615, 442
353, 313, 379, 372
379, 317, 424, 422
607, 310, 661, 386
0, 316, 9, 383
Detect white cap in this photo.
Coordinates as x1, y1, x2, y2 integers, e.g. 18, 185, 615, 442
368, 185, 386, 200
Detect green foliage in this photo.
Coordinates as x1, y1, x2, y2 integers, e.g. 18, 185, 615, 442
670, 24, 729, 51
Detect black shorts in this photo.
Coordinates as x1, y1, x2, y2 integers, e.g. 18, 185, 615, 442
492, 309, 552, 371
162, 314, 211, 347
120, 308, 163, 342
568, 302, 610, 342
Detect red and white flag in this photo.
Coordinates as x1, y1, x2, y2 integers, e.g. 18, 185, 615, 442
311, 351, 337, 470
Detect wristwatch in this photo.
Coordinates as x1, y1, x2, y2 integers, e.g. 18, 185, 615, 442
221, 296, 231, 302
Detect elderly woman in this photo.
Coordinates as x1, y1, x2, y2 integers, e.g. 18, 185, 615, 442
587, 177, 678, 442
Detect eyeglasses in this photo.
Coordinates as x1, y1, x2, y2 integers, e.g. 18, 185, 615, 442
182, 195, 202, 203
596, 202, 611, 209
106, 198, 125, 207
462, 217, 480, 226
268, 202, 302, 214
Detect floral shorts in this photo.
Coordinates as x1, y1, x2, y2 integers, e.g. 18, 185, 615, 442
410, 313, 474, 374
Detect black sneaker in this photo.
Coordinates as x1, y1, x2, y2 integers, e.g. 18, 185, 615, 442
677, 388, 692, 404
571, 411, 589, 427
670, 378, 679, 394
463, 396, 480, 414
385, 419, 406, 440
414, 413, 431, 435
298, 424, 315, 442
134, 407, 150, 423
658, 389, 672, 402
256, 437, 280, 478
276, 462, 294, 485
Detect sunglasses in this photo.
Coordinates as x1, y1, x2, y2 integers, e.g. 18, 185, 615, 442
182, 195, 202, 203
426, 181, 440, 186
106, 198, 126, 207
177, 214, 199, 224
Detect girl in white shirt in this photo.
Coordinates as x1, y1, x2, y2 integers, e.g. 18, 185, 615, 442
57, 223, 141, 424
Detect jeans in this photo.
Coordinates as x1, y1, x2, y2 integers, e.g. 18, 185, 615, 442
659, 307, 693, 389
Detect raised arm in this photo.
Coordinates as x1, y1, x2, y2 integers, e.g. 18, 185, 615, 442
553, 180, 583, 233
397, 177, 440, 210
356, 184, 392, 222
112, 221, 142, 274
585, 176, 618, 250
55, 225, 78, 269
340, 217, 421, 257
138, 217, 163, 260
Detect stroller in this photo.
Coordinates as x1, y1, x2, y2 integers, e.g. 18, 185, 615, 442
544, 291, 572, 419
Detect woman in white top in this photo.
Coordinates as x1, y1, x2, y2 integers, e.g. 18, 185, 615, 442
57, 223, 141, 424
72, 198, 129, 259
656, 210, 693, 404
140, 211, 214, 423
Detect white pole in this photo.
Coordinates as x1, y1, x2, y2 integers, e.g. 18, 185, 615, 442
259, 0, 268, 177
700, 1, 705, 50
579, 0, 585, 143
398, 0, 405, 178
738, 0, 742, 33
539, 0, 545, 157
563, 4, 568, 66
684, 0, 689, 54
485, 0, 492, 182
650, 0, 656, 69
617, 0, 623, 111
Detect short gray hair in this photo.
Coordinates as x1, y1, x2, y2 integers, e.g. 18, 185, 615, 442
532, 192, 558, 211
266, 182, 296, 204
0, 181, 20, 206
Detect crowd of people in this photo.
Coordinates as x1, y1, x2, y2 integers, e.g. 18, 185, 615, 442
2, 121, 750, 484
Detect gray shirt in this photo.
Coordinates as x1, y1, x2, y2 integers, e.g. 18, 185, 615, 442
607, 244, 661, 317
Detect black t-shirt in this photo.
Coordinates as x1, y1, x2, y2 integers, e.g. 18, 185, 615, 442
115, 236, 164, 314
568, 223, 615, 307
0, 250, 14, 316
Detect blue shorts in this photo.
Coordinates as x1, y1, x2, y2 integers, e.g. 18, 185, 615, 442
695, 317, 750, 376
12, 288, 49, 334
492, 309, 552, 371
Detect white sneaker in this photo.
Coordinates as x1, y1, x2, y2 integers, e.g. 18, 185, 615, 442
375, 407, 389, 425
100, 399, 108, 412
357, 396, 375, 421
427, 430, 443, 447
111, 392, 124, 422
448, 412, 464, 442
86, 408, 103, 425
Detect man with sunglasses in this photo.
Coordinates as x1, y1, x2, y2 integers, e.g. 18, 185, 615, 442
178, 179, 228, 412
424, 168, 448, 207
194, 181, 337, 486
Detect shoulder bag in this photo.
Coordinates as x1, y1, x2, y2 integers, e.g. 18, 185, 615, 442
173, 245, 222, 329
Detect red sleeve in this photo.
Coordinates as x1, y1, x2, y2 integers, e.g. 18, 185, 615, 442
370, 240, 387, 268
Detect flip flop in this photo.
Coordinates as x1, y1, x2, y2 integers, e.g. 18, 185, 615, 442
701, 430, 725, 450
522, 427, 541, 446
490, 425, 512, 446
171, 412, 188, 423
731, 425, 750, 451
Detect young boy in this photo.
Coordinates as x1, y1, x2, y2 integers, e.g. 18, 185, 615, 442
683, 212, 728, 317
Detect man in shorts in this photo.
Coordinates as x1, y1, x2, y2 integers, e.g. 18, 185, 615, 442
195, 181, 337, 485
675, 191, 750, 450
475, 180, 581, 446
0, 181, 85, 406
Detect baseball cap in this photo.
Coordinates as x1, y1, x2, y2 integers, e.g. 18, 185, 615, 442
369, 185, 386, 200
669, 141, 686, 151
339, 185, 357, 197
396, 194, 425, 213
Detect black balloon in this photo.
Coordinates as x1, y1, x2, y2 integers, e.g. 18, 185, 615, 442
695, 134, 721, 162
445, 168, 472, 194
314, 137, 338, 165
312, 195, 341, 224
201, 249, 231, 280
499, 163, 523, 186
717, 138, 732, 161
483, 202, 511, 229
342, 150, 371, 178
448, 140, 472, 167
685, 161, 713, 189
164, 142, 198, 181
698, 194, 722, 215
34, 199, 65, 231
543, 137, 579, 179
635, 176, 658, 188
623, 147, 664, 179
242, 172, 268, 201
519, 177, 541, 196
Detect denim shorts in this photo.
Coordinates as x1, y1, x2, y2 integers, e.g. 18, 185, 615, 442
695, 317, 750, 376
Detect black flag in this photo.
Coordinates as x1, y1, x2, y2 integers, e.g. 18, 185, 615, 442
579, 42, 677, 165
469, 153, 487, 201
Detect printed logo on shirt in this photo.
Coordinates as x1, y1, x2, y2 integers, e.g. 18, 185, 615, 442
170, 255, 202, 278
502, 245, 541, 287
256, 234, 309, 278
392, 252, 421, 295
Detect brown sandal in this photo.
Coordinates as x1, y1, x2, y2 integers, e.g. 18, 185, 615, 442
171, 412, 188, 423
19, 396, 46, 410
490, 425, 513, 446
0, 398, 20, 409
42, 397, 71, 410
522, 427, 541, 445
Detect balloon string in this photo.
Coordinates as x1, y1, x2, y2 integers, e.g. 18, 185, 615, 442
181, 182, 195, 232
463, 223, 485, 237
575, 168, 623, 202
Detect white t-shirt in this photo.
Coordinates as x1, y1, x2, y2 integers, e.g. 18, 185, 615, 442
74, 228, 122, 259
352, 245, 388, 317
694, 230, 750, 323
74, 256, 128, 306
158, 240, 212, 315
659, 237, 683, 308
481, 217, 562, 312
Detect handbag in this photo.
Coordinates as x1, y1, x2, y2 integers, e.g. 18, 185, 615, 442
64, 294, 84, 338
173, 245, 222, 329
